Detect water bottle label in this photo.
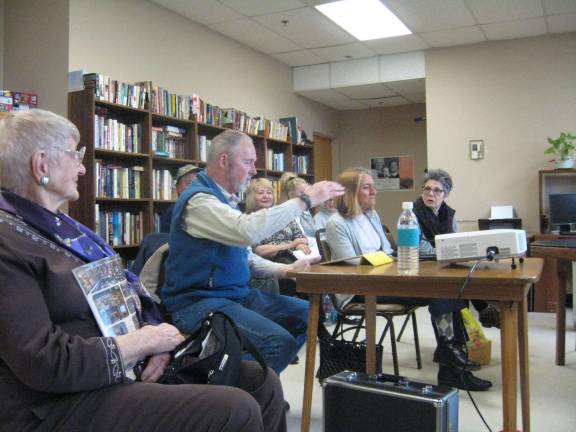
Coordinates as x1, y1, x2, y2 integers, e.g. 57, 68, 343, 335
397, 227, 419, 247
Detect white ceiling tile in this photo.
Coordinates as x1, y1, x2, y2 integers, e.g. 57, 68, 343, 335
328, 99, 370, 110
335, 84, 397, 99
297, 89, 368, 109
403, 93, 427, 103
385, 78, 426, 94
209, 18, 300, 53
364, 34, 429, 55
293, 64, 331, 91
299, 0, 340, 6
420, 26, 486, 47
271, 50, 326, 66
254, 7, 356, 48
466, 0, 544, 24
543, 0, 576, 15
330, 57, 380, 87
482, 17, 548, 40
219, 0, 306, 17
383, 0, 476, 32
311, 43, 376, 62
362, 96, 412, 108
379, 51, 425, 82
149, 0, 243, 25
547, 13, 576, 33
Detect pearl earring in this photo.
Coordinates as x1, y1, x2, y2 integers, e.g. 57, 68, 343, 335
40, 176, 50, 186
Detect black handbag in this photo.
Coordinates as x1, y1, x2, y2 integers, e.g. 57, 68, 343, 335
159, 311, 267, 387
316, 323, 383, 383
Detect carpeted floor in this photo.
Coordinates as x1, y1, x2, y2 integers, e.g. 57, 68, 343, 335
281, 307, 576, 431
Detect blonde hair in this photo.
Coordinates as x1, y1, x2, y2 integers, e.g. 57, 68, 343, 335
278, 172, 307, 203
245, 178, 274, 213
335, 167, 374, 219
0, 109, 80, 194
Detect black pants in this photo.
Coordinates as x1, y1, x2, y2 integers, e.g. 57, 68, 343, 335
26, 361, 286, 432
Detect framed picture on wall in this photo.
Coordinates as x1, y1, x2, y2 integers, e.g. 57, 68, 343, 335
370, 155, 414, 191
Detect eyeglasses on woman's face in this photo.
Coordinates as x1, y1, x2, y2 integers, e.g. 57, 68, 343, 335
422, 186, 444, 196
55, 146, 86, 167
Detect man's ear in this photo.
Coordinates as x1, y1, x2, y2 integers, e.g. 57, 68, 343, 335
218, 152, 229, 170
30, 150, 50, 184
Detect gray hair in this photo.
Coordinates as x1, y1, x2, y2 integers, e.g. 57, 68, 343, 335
422, 169, 453, 195
207, 129, 252, 165
0, 109, 80, 193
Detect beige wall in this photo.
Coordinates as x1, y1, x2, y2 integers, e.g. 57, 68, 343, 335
68, 0, 338, 140
336, 104, 428, 234
3, 0, 69, 115
427, 33, 576, 234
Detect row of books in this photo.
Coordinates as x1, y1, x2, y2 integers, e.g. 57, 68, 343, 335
83, 74, 147, 109
95, 206, 144, 246
0, 90, 38, 112
83, 74, 290, 141
95, 161, 144, 199
198, 135, 212, 162
153, 169, 175, 201
293, 154, 311, 175
152, 125, 186, 158
94, 108, 142, 153
266, 149, 285, 172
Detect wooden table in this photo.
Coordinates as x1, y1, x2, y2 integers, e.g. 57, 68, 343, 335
289, 258, 543, 432
530, 238, 576, 365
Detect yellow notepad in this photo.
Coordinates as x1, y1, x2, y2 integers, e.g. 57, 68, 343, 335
359, 251, 393, 266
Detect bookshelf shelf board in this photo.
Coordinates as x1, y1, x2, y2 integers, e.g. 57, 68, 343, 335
153, 199, 176, 204
197, 122, 226, 133
152, 113, 195, 127
95, 197, 150, 203
95, 149, 149, 159
94, 99, 149, 115
293, 143, 314, 150
152, 156, 195, 165
265, 137, 291, 145
113, 244, 141, 249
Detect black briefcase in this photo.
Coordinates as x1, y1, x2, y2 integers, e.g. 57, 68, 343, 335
323, 371, 458, 432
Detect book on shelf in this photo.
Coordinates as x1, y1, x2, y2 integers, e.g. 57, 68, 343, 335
95, 161, 144, 199
0, 90, 38, 112
83, 73, 147, 109
198, 135, 212, 162
95, 205, 144, 246
152, 125, 186, 158
292, 154, 310, 174
279, 117, 299, 145
153, 169, 175, 200
94, 107, 142, 153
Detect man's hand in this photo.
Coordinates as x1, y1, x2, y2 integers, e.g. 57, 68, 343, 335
140, 353, 171, 383
304, 181, 345, 208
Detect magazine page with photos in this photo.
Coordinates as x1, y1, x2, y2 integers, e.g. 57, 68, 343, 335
72, 255, 141, 338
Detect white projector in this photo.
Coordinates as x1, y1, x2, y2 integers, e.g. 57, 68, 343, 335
435, 229, 527, 263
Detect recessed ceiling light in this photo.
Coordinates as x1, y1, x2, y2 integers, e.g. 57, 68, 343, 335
316, 0, 411, 41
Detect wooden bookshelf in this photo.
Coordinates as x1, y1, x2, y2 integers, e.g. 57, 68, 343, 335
68, 88, 314, 259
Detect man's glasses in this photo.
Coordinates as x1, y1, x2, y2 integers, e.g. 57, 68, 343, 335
55, 146, 86, 166
422, 186, 444, 196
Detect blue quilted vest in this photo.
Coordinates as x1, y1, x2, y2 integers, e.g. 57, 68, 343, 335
162, 171, 250, 313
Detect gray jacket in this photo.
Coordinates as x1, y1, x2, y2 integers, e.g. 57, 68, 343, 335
325, 210, 393, 307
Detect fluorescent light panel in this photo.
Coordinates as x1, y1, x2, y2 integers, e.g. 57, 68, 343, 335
316, 0, 411, 41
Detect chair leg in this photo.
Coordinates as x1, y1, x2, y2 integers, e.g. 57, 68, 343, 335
396, 314, 411, 342
411, 311, 422, 370
388, 316, 400, 376
378, 320, 391, 346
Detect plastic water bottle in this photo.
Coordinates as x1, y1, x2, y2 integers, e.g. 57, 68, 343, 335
397, 202, 420, 274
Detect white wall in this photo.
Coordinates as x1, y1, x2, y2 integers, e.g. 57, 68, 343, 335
3, 0, 69, 115
68, 0, 338, 141
0, 0, 4, 89
426, 33, 576, 234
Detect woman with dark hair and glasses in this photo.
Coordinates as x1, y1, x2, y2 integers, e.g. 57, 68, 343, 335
413, 169, 500, 326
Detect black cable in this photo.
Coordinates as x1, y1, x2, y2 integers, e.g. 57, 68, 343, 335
453, 255, 494, 432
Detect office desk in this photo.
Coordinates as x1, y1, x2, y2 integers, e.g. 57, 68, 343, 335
290, 258, 543, 432
530, 238, 576, 365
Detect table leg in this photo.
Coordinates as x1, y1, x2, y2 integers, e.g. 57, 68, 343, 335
499, 301, 518, 432
301, 293, 320, 432
365, 295, 377, 374
518, 296, 530, 432
556, 266, 567, 366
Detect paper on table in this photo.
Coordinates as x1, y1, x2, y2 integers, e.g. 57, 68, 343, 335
490, 205, 514, 219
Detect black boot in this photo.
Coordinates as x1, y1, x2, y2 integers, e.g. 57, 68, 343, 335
434, 338, 481, 371
437, 365, 492, 391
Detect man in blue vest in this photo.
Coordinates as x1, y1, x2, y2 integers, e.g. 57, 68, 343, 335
162, 129, 344, 374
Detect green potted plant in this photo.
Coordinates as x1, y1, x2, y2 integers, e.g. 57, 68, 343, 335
545, 132, 576, 169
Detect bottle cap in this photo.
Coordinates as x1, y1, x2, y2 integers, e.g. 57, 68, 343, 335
402, 202, 413, 210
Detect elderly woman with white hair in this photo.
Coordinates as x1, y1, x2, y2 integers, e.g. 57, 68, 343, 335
0, 109, 286, 432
